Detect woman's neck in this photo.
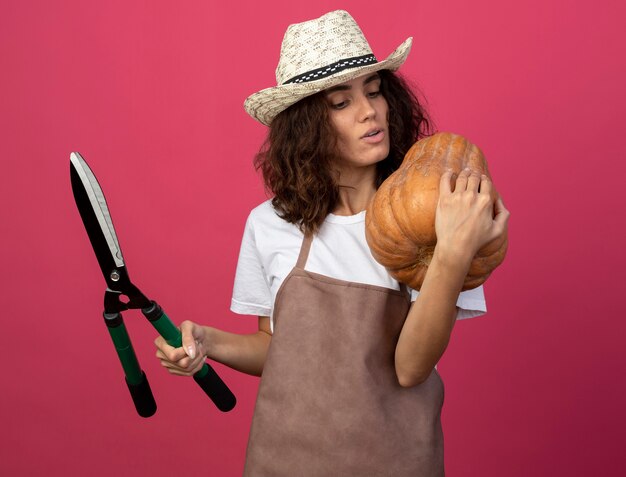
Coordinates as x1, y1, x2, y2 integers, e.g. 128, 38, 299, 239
332, 165, 377, 216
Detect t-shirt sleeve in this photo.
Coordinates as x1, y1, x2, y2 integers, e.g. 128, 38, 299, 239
230, 214, 273, 317
410, 284, 487, 320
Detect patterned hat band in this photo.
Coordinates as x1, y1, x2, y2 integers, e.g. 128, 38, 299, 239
283, 54, 378, 85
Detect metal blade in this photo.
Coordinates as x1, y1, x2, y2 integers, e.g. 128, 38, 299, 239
70, 152, 126, 288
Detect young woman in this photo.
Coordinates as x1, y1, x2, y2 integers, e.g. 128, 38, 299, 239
155, 10, 509, 476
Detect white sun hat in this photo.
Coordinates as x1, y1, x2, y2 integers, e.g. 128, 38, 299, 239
244, 10, 413, 126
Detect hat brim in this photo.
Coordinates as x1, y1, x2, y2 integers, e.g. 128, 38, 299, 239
244, 37, 413, 126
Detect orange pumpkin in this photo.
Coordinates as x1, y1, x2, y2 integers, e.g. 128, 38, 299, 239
365, 132, 508, 291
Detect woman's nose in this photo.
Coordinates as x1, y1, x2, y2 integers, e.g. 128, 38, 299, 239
358, 96, 376, 121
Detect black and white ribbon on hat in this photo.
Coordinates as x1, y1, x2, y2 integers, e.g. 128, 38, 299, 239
283, 54, 377, 85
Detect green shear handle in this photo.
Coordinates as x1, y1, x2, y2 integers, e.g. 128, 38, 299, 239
104, 312, 157, 417
143, 301, 237, 412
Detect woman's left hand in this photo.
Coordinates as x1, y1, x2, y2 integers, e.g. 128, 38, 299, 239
434, 168, 510, 262
155, 320, 209, 376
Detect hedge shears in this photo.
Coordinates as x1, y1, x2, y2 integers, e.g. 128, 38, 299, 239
70, 152, 236, 417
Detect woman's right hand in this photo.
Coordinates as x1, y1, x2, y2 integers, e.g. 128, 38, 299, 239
435, 167, 509, 263
154, 320, 208, 376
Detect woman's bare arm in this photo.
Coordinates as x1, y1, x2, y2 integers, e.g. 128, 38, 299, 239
394, 249, 470, 387
155, 316, 272, 377
204, 316, 272, 376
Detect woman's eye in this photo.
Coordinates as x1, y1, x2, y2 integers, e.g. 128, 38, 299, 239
332, 101, 348, 110
367, 90, 381, 98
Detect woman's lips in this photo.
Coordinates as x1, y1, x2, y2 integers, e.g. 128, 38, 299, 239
361, 130, 385, 144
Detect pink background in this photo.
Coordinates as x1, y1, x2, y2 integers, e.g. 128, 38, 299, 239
1, 0, 624, 475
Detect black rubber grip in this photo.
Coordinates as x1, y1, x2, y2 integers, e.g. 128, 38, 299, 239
126, 371, 157, 418
193, 365, 237, 412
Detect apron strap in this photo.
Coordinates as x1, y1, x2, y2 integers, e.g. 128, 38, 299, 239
296, 232, 314, 269
399, 281, 409, 299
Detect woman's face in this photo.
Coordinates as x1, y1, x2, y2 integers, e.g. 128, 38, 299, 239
325, 73, 390, 171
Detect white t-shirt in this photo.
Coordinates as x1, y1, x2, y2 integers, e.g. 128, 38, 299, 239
231, 199, 487, 332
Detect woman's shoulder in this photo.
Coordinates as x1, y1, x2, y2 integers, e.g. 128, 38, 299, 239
248, 198, 276, 220
246, 198, 301, 236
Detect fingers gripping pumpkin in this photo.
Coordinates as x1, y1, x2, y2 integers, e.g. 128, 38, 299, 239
365, 132, 508, 291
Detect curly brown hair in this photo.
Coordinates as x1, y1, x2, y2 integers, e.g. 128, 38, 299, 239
253, 70, 435, 235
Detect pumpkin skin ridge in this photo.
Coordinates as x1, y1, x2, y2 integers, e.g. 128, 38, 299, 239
365, 182, 420, 266
475, 228, 506, 257
391, 142, 439, 246
389, 161, 428, 244
364, 132, 508, 291
471, 236, 508, 275
386, 244, 435, 276
382, 136, 446, 268
366, 140, 433, 276
393, 263, 427, 290
365, 178, 418, 268
462, 273, 491, 291
367, 154, 425, 268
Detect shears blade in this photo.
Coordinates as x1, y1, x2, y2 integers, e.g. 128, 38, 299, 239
70, 152, 125, 287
